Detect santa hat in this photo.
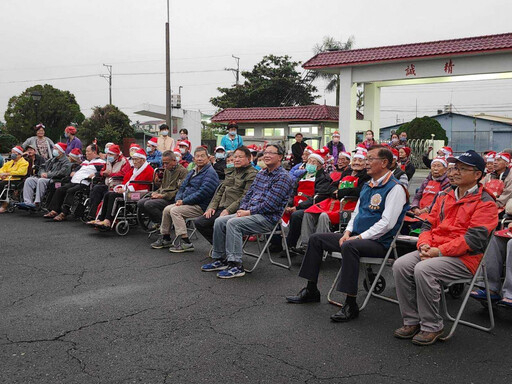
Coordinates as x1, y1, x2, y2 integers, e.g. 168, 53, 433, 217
431, 156, 448, 168
147, 137, 158, 147
353, 149, 367, 160
130, 143, 141, 149
356, 143, 368, 153
105, 142, 114, 149
247, 144, 259, 152
177, 140, 190, 148
215, 146, 225, 152
332, 131, 340, 137
132, 148, 147, 160
391, 148, 399, 160
485, 151, 496, 162
308, 147, 329, 165
402, 147, 411, 158
12, 146, 24, 155
339, 151, 352, 160
440, 146, 453, 157
69, 148, 82, 159
304, 145, 314, 154
65, 126, 77, 135
107, 144, 121, 155
54, 142, 67, 153
495, 152, 511, 163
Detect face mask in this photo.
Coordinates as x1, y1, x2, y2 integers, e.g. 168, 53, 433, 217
180, 148, 187, 154
52, 149, 60, 157
146, 146, 153, 153
10, 153, 18, 160
305, 164, 317, 174
107, 156, 115, 163
215, 152, 225, 160
392, 138, 398, 143
229, 130, 236, 136
332, 138, 339, 143
226, 163, 235, 168
64, 132, 69, 138
257, 160, 265, 168
161, 130, 169, 136
400, 137, 407, 142
180, 134, 187, 140
366, 135, 372, 140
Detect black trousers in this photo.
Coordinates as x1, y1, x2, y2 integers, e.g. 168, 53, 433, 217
298, 233, 386, 296
98, 191, 122, 221
194, 209, 223, 244
89, 184, 108, 218
47, 183, 85, 214
286, 209, 305, 248
137, 197, 171, 224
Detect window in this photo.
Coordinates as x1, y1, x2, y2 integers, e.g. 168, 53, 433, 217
263, 128, 285, 137
245, 128, 255, 137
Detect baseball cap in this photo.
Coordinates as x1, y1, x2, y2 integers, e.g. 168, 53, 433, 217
447, 150, 485, 173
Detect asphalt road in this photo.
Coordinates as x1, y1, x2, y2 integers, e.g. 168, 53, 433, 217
2, 171, 512, 384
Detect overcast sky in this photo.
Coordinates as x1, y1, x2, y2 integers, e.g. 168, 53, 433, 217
1, 0, 512, 128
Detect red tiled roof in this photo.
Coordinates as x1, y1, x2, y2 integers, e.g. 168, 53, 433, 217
211, 105, 363, 123
303, 33, 512, 69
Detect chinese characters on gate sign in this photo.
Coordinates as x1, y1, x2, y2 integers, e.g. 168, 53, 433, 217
405, 64, 416, 76
444, 59, 454, 74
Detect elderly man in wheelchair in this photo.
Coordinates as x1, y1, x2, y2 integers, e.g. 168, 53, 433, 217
0, 146, 30, 213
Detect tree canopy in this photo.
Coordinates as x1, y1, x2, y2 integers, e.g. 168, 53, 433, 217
397, 116, 448, 144
4, 84, 84, 142
210, 55, 318, 109
78, 104, 134, 148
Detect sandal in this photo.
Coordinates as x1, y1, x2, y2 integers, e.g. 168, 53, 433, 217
86, 220, 100, 226
497, 298, 512, 308
53, 213, 67, 222
470, 289, 501, 301
44, 211, 58, 218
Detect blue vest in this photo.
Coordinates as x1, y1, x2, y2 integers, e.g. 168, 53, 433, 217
353, 173, 408, 248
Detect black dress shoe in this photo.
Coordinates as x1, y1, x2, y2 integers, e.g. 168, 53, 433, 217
286, 287, 321, 304
330, 302, 359, 322
269, 243, 283, 253
290, 246, 306, 256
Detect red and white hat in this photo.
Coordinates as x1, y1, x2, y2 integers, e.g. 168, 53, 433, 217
107, 144, 121, 155
431, 156, 448, 168
440, 146, 453, 157
356, 143, 368, 153
391, 148, 399, 161
132, 148, 147, 160
130, 143, 141, 150
495, 152, 511, 163
147, 137, 158, 147
173, 148, 182, 158
12, 146, 24, 155
304, 145, 314, 154
339, 151, 351, 160
177, 140, 190, 148
485, 151, 496, 162
353, 148, 367, 160
309, 147, 329, 165
69, 148, 82, 159
54, 142, 67, 153
332, 131, 340, 137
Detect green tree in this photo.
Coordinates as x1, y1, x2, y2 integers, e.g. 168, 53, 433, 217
0, 134, 17, 153
4, 84, 84, 142
210, 55, 318, 108
397, 116, 448, 144
79, 105, 134, 148
312, 36, 355, 106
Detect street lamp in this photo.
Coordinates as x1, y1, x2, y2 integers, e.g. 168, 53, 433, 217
31, 90, 42, 123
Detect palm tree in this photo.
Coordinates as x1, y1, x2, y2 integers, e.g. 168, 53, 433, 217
311, 36, 355, 106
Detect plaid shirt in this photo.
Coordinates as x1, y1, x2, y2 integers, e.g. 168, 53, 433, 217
240, 166, 294, 224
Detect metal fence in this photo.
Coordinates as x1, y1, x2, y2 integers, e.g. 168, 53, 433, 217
408, 139, 431, 169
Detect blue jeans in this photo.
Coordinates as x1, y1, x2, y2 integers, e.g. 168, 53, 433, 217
212, 214, 275, 264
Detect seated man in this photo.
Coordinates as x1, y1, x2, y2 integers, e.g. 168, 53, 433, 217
393, 150, 497, 346
201, 143, 294, 278
151, 146, 219, 252
483, 152, 512, 209
289, 146, 312, 182
23, 144, 45, 177
286, 145, 408, 323
0, 146, 29, 213
390, 148, 409, 187
285, 148, 335, 252
44, 144, 105, 221
88, 144, 131, 218
410, 156, 450, 217
195, 146, 258, 245
146, 137, 162, 168
137, 151, 187, 227
21, 142, 71, 209
335, 151, 352, 176
89, 149, 154, 228
177, 141, 193, 167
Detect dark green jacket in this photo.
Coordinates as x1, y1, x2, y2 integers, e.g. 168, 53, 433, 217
156, 164, 188, 201
208, 165, 257, 214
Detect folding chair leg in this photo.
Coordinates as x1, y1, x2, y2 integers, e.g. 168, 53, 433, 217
327, 266, 344, 307
268, 223, 291, 270
440, 263, 495, 341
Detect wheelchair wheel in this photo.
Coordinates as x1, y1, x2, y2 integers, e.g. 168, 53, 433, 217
363, 274, 386, 294
449, 283, 465, 299
6, 203, 16, 213
115, 220, 130, 236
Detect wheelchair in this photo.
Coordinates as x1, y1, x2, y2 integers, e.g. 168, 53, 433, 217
0, 177, 26, 213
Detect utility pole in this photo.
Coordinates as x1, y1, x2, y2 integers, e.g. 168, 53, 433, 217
225, 55, 240, 85
165, 0, 172, 131
100, 64, 112, 105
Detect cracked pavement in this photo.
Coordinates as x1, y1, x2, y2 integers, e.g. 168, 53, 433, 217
1, 211, 512, 383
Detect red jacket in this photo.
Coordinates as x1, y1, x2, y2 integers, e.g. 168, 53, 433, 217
121, 163, 154, 191
418, 185, 498, 274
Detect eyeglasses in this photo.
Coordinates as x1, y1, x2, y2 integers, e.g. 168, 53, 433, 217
452, 167, 477, 173
365, 157, 384, 162
263, 151, 279, 156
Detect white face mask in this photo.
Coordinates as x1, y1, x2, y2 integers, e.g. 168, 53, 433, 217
215, 152, 225, 160
180, 148, 187, 154
180, 134, 187, 140
229, 130, 236, 136
146, 146, 153, 153
161, 130, 169, 136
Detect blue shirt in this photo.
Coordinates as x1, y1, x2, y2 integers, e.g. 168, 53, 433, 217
240, 166, 294, 224
147, 149, 162, 167
220, 134, 244, 151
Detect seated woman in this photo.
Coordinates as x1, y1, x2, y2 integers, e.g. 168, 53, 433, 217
88, 149, 154, 229
0, 146, 29, 213
398, 147, 415, 181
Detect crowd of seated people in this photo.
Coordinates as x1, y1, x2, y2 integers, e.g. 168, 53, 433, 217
5, 121, 512, 347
